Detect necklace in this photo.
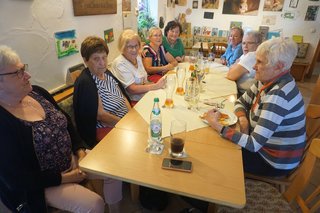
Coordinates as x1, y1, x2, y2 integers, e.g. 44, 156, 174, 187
123, 54, 138, 67
167, 37, 176, 48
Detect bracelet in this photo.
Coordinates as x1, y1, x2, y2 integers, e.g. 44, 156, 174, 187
220, 126, 226, 136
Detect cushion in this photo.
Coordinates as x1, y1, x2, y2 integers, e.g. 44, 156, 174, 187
57, 95, 75, 126
217, 179, 293, 212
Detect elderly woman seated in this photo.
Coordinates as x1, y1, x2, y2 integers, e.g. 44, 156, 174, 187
142, 27, 178, 83
111, 29, 165, 103
205, 37, 306, 177
0, 45, 105, 212
73, 36, 131, 213
226, 30, 262, 96
220, 27, 244, 67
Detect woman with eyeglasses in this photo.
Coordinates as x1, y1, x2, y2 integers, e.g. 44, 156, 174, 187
226, 31, 262, 96
111, 29, 165, 103
0, 46, 105, 212
142, 27, 178, 83
220, 27, 244, 67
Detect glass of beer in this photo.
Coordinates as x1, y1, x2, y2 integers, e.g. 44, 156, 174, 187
164, 74, 176, 108
170, 120, 187, 158
176, 67, 186, 95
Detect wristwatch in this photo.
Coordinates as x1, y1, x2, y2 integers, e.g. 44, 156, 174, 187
220, 126, 226, 136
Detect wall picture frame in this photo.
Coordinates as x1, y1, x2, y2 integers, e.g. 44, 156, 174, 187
289, 0, 299, 8
72, 0, 117, 16
296, 43, 309, 58
193, 1, 198, 9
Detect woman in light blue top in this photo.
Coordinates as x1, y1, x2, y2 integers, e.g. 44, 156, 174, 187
221, 27, 243, 67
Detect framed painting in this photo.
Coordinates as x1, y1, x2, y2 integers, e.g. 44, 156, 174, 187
289, 0, 299, 8
296, 43, 309, 58
54, 30, 79, 59
73, 0, 117, 16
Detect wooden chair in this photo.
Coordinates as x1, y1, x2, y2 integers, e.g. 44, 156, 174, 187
245, 75, 320, 192
208, 42, 228, 58
217, 138, 320, 212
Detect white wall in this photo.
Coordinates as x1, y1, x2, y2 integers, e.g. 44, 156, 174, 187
0, 0, 137, 91
173, 0, 320, 60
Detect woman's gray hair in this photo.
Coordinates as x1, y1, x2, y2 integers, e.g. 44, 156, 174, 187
0, 45, 21, 72
118, 29, 141, 53
245, 30, 262, 44
256, 37, 298, 70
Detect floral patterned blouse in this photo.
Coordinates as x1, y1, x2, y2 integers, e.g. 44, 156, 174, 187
22, 91, 72, 173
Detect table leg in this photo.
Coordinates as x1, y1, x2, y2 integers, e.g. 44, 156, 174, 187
130, 183, 140, 203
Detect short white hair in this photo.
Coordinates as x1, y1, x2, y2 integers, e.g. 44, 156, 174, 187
0, 45, 21, 72
256, 37, 298, 70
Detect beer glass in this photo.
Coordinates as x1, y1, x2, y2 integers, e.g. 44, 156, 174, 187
176, 67, 186, 95
164, 74, 176, 108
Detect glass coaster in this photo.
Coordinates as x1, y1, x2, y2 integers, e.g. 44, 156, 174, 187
145, 141, 164, 155
169, 149, 188, 158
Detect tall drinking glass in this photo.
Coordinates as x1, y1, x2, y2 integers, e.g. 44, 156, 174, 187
164, 74, 176, 108
185, 77, 200, 110
189, 51, 197, 64
170, 120, 187, 158
176, 67, 186, 95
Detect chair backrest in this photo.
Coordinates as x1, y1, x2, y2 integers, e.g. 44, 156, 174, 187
306, 75, 320, 153
283, 138, 320, 212
209, 42, 227, 58
309, 75, 320, 105
286, 75, 320, 181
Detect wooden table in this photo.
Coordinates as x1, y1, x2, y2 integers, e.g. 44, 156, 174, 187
79, 62, 246, 211
79, 128, 245, 209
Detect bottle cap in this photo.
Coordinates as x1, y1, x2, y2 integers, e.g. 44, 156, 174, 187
154, 97, 159, 102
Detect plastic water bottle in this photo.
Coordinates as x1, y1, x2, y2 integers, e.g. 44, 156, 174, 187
150, 97, 162, 142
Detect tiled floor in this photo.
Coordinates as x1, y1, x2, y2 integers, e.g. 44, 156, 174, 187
1, 73, 319, 213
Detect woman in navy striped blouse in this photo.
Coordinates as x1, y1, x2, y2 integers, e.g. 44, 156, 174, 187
73, 36, 131, 212
204, 37, 306, 176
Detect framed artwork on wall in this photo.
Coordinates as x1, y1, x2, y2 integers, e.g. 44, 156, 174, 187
305, 5, 319, 21
202, 0, 219, 9
193, 1, 198, 9
263, 0, 284, 11
54, 30, 79, 59
223, 0, 260, 15
289, 0, 299, 8
203, 12, 214, 19
296, 43, 309, 58
122, 0, 131, 12
73, 0, 117, 16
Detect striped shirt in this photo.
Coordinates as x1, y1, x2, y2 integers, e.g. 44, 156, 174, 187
222, 73, 306, 170
92, 73, 129, 128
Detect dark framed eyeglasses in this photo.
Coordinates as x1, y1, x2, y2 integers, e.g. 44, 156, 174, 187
0, 64, 28, 78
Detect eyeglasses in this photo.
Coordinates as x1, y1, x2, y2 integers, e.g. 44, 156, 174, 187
0, 64, 28, 79
126, 44, 139, 50
242, 41, 256, 45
